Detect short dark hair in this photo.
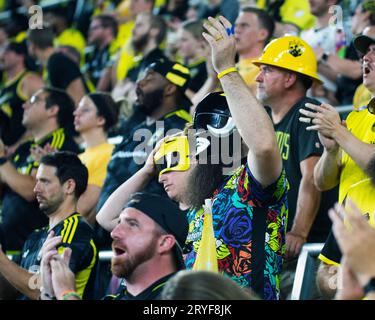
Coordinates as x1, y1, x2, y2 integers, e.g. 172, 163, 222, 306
240, 6, 275, 43
27, 26, 54, 49
93, 14, 118, 38
40, 151, 88, 199
43, 87, 75, 129
87, 92, 120, 131
181, 19, 204, 40
296, 73, 313, 90
149, 14, 167, 45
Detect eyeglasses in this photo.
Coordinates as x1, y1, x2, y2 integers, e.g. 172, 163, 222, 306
367, 98, 375, 114
29, 95, 43, 105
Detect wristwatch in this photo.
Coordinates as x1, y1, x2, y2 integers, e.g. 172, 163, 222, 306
0, 156, 7, 166
363, 277, 375, 295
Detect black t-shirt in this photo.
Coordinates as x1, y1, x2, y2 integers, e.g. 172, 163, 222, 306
95, 109, 191, 249
19, 213, 97, 300
46, 52, 89, 92
83, 44, 112, 87
0, 128, 79, 251
268, 97, 337, 242
187, 59, 207, 93
103, 273, 174, 300
0, 71, 28, 146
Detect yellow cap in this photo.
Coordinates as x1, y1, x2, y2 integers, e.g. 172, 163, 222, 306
252, 35, 322, 83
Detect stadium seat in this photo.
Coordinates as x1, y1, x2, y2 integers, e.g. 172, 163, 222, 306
291, 243, 324, 300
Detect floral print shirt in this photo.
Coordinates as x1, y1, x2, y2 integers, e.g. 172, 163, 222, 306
184, 164, 289, 300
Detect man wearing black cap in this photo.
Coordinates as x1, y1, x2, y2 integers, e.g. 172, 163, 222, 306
299, 32, 375, 299
0, 41, 44, 150
95, 59, 192, 250
40, 192, 188, 300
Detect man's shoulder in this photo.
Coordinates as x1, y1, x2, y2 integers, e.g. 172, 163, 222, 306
162, 109, 192, 127
293, 96, 321, 110
54, 213, 94, 240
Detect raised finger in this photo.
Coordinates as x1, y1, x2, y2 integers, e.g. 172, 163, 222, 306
299, 116, 311, 124
305, 102, 322, 111
203, 20, 222, 40
305, 124, 320, 131
218, 15, 232, 30
42, 250, 58, 265
299, 108, 318, 118
208, 16, 227, 38
202, 31, 216, 47
42, 236, 62, 254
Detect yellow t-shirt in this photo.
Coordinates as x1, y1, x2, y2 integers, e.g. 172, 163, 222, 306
257, 0, 315, 31
54, 28, 86, 58
339, 109, 375, 203
352, 84, 372, 110
237, 58, 260, 87
343, 179, 375, 228
319, 178, 375, 266
79, 142, 114, 187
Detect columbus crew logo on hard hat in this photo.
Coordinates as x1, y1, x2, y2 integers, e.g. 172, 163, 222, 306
288, 40, 304, 57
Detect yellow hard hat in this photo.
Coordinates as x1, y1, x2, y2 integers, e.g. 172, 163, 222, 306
252, 35, 322, 83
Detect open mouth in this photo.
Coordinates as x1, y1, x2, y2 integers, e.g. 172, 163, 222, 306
364, 65, 371, 75
113, 247, 126, 256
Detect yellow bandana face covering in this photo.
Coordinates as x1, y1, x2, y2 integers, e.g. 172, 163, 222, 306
154, 136, 191, 176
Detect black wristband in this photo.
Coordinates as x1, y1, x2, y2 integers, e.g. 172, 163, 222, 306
363, 277, 375, 295
0, 157, 7, 166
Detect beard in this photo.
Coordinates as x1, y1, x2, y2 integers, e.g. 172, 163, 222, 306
136, 87, 164, 116
37, 194, 64, 216
185, 163, 224, 209
111, 241, 157, 279
132, 32, 149, 53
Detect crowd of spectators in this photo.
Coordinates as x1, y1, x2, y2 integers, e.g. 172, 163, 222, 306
0, 0, 374, 301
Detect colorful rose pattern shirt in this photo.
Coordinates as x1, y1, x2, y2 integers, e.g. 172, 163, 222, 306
184, 164, 288, 300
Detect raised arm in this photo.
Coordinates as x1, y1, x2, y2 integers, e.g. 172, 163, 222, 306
96, 151, 157, 231
202, 16, 282, 187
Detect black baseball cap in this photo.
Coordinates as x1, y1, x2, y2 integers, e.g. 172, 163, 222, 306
124, 192, 188, 270
354, 35, 375, 55
147, 59, 192, 106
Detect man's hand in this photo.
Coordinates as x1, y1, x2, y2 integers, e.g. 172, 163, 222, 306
285, 231, 306, 261
335, 259, 364, 300
299, 102, 342, 138
329, 200, 375, 287
40, 231, 62, 299
50, 248, 76, 300
202, 16, 237, 74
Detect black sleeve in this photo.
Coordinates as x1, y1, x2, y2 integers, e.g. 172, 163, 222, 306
47, 53, 81, 89
319, 229, 342, 265
60, 136, 80, 154
65, 225, 95, 273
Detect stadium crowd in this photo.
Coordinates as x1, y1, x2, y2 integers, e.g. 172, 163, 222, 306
0, 0, 374, 301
